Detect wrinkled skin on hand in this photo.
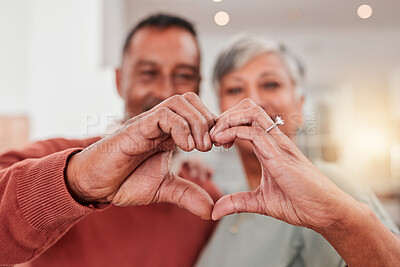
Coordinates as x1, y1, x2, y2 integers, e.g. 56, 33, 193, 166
66, 95, 358, 226
210, 99, 357, 229
66, 92, 216, 219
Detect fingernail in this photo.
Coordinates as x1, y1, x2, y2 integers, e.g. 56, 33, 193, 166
187, 135, 195, 150
215, 131, 222, 137
210, 126, 215, 135
203, 133, 211, 149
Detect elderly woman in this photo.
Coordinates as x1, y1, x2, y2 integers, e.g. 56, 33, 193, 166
195, 34, 400, 266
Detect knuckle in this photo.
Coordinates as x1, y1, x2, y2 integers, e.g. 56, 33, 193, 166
254, 126, 265, 135
243, 98, 256, 106
181, 120, 190, 130
156, 107, 170, 115
155, 107, 171, 120
169, 95, 182, 104
183, 91, 198, 100
176, 117, 190, 132
205, 114, 216, 125
251, 106, 267, 120
198, 116, 208, 128
253, 105, 265, 115
186, 111, 206, 129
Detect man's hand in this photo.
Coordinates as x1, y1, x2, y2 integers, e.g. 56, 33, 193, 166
111, 151, 215, 219
65, 92, 216, 219
210, 99, 358, 228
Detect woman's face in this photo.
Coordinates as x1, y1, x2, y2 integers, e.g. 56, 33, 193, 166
218, 52, 304, 152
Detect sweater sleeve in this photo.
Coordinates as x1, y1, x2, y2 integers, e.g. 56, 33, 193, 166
0, 136, 100, 169
0, 137, 107, 265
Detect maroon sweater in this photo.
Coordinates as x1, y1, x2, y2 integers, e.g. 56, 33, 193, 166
0, 137, 219, 267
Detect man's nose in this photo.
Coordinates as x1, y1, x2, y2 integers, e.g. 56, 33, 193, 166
153, 75, 175, 100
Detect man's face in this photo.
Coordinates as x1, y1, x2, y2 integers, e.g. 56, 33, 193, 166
116, 26, 201, 118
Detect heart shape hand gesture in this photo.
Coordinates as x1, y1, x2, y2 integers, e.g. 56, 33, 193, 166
209, 99, 356, 229
66, 95, 356, 229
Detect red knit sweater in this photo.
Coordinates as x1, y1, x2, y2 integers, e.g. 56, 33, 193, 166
0, 137, 219, 267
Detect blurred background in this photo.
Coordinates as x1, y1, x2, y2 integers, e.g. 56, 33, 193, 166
0, 0, 399, 223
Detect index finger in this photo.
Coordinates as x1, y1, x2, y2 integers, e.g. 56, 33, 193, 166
182, 92, 217, 130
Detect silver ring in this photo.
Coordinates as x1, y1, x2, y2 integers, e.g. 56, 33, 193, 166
266, 116, 284, 132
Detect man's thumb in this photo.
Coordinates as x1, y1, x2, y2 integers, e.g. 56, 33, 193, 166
158, 173, 214, 220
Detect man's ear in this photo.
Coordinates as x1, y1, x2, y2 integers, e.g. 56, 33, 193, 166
115, 68, 123, 98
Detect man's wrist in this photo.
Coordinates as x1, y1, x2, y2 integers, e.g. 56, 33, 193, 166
65, 152, 94, 205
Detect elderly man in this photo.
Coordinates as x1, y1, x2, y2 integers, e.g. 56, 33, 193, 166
0, 14, 219, 266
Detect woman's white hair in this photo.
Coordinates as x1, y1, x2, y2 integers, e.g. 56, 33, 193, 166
212, 33, 306, 98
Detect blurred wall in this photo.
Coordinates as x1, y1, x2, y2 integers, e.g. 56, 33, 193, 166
0, 0, 123, 141
0, 0, 28, 115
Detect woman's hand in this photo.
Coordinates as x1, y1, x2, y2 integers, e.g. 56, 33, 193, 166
210, 98, 358, 229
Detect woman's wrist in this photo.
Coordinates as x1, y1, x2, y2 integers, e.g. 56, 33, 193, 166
316, 200, 400, 266
315, 198, 369, 236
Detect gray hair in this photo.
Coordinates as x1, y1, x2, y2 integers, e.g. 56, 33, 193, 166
212, 34, 306, 98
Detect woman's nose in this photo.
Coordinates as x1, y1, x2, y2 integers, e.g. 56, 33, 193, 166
248, 87, 263, 106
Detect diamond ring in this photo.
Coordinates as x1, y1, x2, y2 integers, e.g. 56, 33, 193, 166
266, 116, 284, 132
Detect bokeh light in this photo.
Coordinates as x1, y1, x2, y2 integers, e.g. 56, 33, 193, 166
357, 4, 373, 19
214, 11, 230, 26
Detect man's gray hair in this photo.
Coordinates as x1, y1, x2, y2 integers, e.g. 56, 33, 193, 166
212, 34, 306, 97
